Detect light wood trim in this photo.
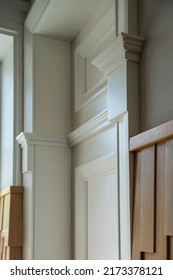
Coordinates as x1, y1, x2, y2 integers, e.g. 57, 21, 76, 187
165, 139, 173, 236
0, 197, 4, 231
144, 143, 167, 259
0, 186, 23, 260
130, 119, 173, 151
153, 143, 167, 259
132, 152, 142, 259
9, 194, 23, 246
131, 120, 173, 259
0, 186, 23, 197
139, 146, 155, 253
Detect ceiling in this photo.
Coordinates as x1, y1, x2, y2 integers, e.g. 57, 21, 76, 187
0, 34, 13, 62
26, 0, 105, 41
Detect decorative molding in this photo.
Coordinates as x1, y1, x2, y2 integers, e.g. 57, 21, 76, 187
68, 110, 119, 147
73, 0, 116, 113
92, 32, 144, 75
16, 132, 69, 148
73, 0, 115, 54
75, 150, 119, 259
75, 78, 107, 113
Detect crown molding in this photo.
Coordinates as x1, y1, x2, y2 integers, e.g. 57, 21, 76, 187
16, 132, 69, 148
67, 110, 116, 147
25, 0, 50, 32
92, 32, 144, 75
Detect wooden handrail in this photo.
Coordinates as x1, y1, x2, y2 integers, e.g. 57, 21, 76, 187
130, 119, 173, 151
0, 186, 23, 197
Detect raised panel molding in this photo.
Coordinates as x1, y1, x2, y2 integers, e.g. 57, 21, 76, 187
73, 0, 116, 113
75, 152, 118, 260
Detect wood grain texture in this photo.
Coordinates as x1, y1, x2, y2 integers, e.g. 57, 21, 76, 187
130, 119, 173, 151
9, 194, 23, 246
0, 186, 23, 260
131, 122, 173, 260
3, 195, 10, 231
139, 146, 155, 253
165, 139, 173, 236
132, 151, 141, 259
0, 197, 4, 231
9, 247, 22, 260
144, 143, 167, 259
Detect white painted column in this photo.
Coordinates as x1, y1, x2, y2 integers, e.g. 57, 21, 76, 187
17, 30, 72, 259
92, 33, 144, 259
16, 133, 71, 260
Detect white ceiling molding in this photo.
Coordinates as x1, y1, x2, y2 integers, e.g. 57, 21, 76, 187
25, 0, 50, 33
24, 0, 112, 41
73, 0, 115, 54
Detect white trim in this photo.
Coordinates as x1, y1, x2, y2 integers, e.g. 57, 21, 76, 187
118, 113, 131, 259
75, 77, 107, 113
76, 152, 117, 179
73, 0, 115, 53
73, 0, 116, 113
92, 32, 144, 75
68, 110, 125, 147
16, 132, 69, 148
68, 110, 110, 147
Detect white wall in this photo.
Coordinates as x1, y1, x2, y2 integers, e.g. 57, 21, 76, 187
24, 32, 71, 135
139, 0, 173, 131
21, 31, 72, 259
34, 144, 71, 259
0, 41, 14, 189
35, 35, 71, 135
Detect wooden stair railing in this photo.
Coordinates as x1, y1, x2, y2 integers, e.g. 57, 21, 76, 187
0, 186, 23, 260
130, 120, 173, 260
